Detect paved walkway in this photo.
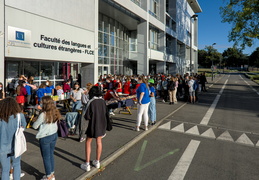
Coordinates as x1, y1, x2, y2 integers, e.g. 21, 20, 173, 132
18, 75, 222, 180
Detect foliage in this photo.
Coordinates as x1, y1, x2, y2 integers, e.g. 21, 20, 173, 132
220, 0, 259, 49
222, 47, 248, 67
198, 46, 222, 68
249, 47, 259, 66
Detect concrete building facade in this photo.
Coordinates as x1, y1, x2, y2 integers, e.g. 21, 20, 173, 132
0, 0, 201, 87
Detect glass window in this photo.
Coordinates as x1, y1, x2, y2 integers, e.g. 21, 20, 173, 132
103, 16, 109, 33
98, 44, 103, 56
110, 35, 115, 46
24, 61, 39, 79
104, 58, 109, 64
110, 47, 114, 57
98, 32, 103, 43
103, 45, 109, 57
98, 57, 103, 64
40, 62, 54, 80
103, 33, 109, 44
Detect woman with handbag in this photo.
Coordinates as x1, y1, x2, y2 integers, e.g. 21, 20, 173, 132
33, 96, 61, 180
0, 97, 27, 180
80, 86, 109, 172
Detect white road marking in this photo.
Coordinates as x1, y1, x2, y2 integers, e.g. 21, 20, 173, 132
236, 133, 254, 146
239, 75, 259, 96
168, 140, 200, 180
185, 126, 200, 135
201, 128, 216, 139
200, 79, 228, 125
171, 123, 185, 132
158, 122, 171, 130
217, 131, 234, 142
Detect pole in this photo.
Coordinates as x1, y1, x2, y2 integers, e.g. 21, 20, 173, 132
211, 43, 216, 81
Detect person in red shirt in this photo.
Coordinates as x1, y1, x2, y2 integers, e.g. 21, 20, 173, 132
16, 81, 27, 111
123, 77, 131, 95
63, 80, 71, 93
116, 79, 122, 95
104, 87, 120, 116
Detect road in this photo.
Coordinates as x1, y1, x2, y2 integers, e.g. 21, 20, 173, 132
93, 74, 259, 180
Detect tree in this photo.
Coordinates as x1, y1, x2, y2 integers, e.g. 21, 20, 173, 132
220, 0, 259, 49
198, 46, 222, 68
249, 47, 259, 67
222, 47, 248, 67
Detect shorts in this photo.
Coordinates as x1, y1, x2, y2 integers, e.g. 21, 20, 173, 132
189, 91, 195, 97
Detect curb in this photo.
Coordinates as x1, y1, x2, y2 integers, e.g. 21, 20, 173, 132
76, 103, 187, 180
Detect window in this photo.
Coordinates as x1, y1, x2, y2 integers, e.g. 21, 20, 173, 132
149, 0, 159, 18
131, 0, 141, 6
129, 31, 137, 52
149, 28, 158, 50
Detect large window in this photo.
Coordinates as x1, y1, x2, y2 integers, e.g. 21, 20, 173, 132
149, 0, 159, 18
131, 0, 141, 6
149, 28, 158, 50
98, 13, 129, 74
129, 31, 137, 52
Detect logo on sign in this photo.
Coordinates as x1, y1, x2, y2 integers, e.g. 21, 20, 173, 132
16, 31, 25, 41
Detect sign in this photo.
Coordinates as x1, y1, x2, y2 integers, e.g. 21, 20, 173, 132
8, 26, 31, 48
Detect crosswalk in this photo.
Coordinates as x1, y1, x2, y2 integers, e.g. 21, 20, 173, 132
158, 120, 259, 147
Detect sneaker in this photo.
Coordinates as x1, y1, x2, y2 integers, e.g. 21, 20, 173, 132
92, 160, 100, 169
40, 175, 55, 180
10, 173, 25, 179
79, 137, 86, 142
145, 126, 148, 131
133, 127, 140, 131
162, 100, 165, 103
80, 162, 91, 172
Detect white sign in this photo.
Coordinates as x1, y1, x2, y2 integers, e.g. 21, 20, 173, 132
8, 26, 31, 48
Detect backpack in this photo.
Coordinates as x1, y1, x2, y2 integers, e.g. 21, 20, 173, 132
169, 81, 175, 91
193, 80, 198, 91
57, 120, 69, 138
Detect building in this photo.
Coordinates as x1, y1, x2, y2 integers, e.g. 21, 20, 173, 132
0, 0, 201, 87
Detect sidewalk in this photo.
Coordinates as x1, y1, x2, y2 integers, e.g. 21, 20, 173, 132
20, 75, 221, 180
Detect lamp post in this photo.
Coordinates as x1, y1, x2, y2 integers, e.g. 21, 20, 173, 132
190, 14, 198, 75
211, 42, 216, 81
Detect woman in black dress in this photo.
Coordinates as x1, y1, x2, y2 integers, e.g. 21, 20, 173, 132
80, 86, 108, 172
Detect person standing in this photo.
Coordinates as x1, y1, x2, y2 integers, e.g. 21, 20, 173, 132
188, 76, 196, 104
45, 80, 55, 96
80, 86, 108, 172
33, 96, 61, 180
0, 82, 5, 100
16, 81, 27, 111
148, 79, 156, 125
37, 83, 47, 105
200, 72, 207, 92
0, 97, 27, 180
123, 77, 131, 95
70, 82, 84, 112
135, 76, 150, 131
168, 77, 176, 105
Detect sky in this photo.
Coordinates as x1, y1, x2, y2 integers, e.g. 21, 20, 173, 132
197, 0, 258, 55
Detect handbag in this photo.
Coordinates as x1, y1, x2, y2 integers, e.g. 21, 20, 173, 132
14, 113, 27, 158
57, 120, 69, 138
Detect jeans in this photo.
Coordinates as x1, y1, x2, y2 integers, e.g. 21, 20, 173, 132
39, 133, 57, 177
72, 100, 82, 112
0, 154, 21, 180
137, 102, 150, 127
148, 97, 156, 123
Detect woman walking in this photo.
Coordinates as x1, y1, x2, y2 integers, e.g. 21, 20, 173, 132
135, 76, 150, 131
80, 86, 108, 172
0, 97, 26, 180
33, 96, 61, 180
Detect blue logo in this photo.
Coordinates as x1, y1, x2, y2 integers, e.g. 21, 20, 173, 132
15, 31, 25, 41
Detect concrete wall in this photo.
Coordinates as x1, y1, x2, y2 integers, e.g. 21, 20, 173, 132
0, 0, 4, 84
6, 0, 95, 31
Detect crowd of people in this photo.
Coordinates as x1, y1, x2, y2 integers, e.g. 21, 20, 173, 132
0, 72, 208, 179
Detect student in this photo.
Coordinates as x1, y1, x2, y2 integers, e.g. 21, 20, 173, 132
0, 97, 27, 180
0, 82, 5, 100
135, 76, 150, 131
16, 81, 27, 111
70, 82, 84, 112
33, 96, 61, 180
148, 79, 157, 125
80, 86, 108, 172
37, 83, 47, 105
45, 80, 55, 96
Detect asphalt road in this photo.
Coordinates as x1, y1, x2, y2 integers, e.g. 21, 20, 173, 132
93, 74, 259, 180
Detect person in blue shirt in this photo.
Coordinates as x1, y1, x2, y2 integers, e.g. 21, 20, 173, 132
0, 97, 27, 180
135, 76, 150, 131
37, 83, 47, 105
45, 80, 54, 96
148, 79, 157, 125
